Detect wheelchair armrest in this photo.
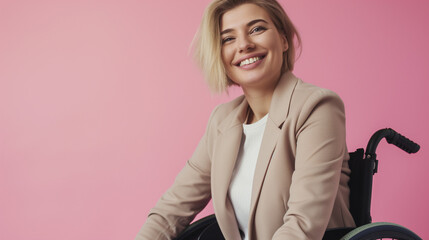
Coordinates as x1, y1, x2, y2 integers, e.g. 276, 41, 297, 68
323, 227, 355, 240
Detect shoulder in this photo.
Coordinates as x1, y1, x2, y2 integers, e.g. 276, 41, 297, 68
294, 80, 343, 104
201, 95, 246, 154
207, 94, 246, 126
285, 79, 347, 133
290, 79, 345, 115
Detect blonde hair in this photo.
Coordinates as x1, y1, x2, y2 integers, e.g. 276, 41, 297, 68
193, 0, 302, 93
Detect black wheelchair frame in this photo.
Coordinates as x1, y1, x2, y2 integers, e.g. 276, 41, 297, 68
174, 128, 422, 240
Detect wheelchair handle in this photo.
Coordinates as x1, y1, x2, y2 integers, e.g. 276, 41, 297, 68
366, 128, 420, 155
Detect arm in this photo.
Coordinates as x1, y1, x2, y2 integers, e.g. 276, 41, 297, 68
273, 90, 349, 240
135, 107, 219, 240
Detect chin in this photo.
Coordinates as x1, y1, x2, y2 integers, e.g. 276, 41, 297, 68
233, 72, 274, 88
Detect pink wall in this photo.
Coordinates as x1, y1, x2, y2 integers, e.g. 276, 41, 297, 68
1, 0, 428, 239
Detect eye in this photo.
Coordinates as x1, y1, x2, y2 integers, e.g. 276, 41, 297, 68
222, 37, 234, 45
250, 26, 267, 34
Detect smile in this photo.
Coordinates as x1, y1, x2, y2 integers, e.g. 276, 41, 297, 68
238, 55, 265, 67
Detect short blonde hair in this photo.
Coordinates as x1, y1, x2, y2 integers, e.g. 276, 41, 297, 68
193, 0, 301, 93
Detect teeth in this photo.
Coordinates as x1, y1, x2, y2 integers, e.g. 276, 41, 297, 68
239, 57, 260, 67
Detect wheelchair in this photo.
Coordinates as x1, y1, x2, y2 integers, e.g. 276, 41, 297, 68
174, 128, 422, 240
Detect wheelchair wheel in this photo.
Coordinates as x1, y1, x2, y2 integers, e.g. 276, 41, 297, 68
340, 222, 422, 240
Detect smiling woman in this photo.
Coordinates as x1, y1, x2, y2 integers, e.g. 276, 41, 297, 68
135, 0, 355, 239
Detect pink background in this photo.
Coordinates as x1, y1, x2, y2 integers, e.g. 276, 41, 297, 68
1, 0, 428, 239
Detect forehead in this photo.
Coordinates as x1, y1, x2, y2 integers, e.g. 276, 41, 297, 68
220, 3, 272, 31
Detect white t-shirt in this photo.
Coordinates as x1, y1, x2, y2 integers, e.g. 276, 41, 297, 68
228, 114, 268, 240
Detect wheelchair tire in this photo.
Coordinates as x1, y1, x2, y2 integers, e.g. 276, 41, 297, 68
340, 222, 422, 240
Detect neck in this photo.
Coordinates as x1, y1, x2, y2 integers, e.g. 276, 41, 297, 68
243, 85, 275, 124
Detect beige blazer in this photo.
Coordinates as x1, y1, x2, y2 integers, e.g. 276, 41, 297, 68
136, 72, 356, 240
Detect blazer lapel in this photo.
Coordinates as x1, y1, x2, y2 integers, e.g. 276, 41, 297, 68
248, 72, 299, 230
212, 97, 248, 239
248, 119, 281, 215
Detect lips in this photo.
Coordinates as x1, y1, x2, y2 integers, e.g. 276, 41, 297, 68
234, 54, 266, 67
239, 56, 260, 66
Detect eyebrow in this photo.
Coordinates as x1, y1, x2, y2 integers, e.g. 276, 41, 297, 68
220, 19, 268, 35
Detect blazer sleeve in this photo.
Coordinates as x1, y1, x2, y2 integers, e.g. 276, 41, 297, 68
135, 107, 219, 240
272, 89, 349, 240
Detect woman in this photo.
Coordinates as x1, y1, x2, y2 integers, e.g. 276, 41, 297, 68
136, 0, 355, 239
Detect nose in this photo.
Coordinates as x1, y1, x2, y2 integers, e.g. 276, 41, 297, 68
237, 35, 255, 53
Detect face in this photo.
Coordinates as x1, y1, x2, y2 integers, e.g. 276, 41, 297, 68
220, 3, 288, 91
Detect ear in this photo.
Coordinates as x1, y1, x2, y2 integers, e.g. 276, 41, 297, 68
281, 34, 289, 52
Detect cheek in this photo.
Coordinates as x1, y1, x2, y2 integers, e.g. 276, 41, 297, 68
221, 52, 228, 68
270, 40, 286, 65
221, 46, 234, 67
221, 49, 233, 79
